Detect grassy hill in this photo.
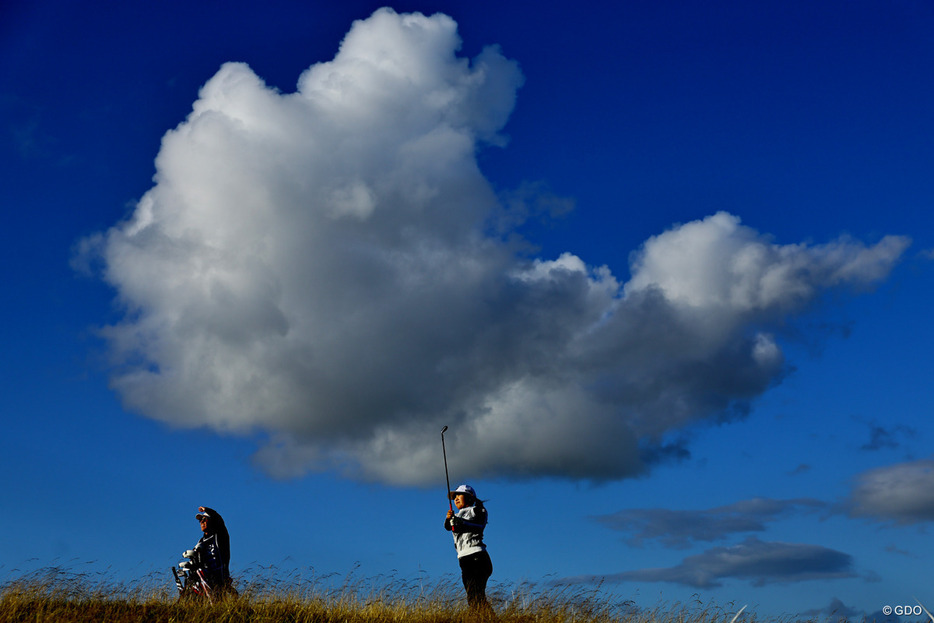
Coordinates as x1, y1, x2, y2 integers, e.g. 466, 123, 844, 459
0, 566, 769, 623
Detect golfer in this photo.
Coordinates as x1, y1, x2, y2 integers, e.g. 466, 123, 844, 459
444, 484, 493, 612
193, 506, 234, 595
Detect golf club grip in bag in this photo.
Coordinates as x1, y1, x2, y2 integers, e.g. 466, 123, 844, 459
173, 547, 212, 601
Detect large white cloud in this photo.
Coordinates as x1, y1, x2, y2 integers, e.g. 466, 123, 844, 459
80, 8, 910, 485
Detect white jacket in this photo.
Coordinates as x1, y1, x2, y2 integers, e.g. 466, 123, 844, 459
445, 504, 488, 558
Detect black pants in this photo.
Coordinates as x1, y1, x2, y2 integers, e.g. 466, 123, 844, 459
458, 550, 493, 609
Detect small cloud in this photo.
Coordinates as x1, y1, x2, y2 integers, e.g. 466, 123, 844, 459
800, 596, 863, 619
846, 458, 934, 525
492, 180, 575, 235
884, 543, 914, 558
856, 418, 916, 452
557, 537, 856, 589
788, 463, 812, 476
638, 436, 692, 468
593, 497, 826, 548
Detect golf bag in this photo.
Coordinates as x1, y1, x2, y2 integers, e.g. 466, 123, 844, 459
172, 547, 214, 600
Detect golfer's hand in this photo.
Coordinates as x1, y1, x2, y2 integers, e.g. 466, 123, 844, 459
446, 509, 454, 520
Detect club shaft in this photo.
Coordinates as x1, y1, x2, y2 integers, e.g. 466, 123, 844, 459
441, 427, 452, 511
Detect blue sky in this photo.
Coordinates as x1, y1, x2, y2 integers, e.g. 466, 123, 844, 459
2, 0, 934, 618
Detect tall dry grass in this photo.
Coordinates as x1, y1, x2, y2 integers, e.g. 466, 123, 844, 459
0, 565, 779, 623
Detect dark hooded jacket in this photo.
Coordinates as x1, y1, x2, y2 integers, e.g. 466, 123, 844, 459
195, 507, 231, 589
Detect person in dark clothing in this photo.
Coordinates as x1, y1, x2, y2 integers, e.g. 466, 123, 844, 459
444, 484, 494, 614
193, 506, 234, 595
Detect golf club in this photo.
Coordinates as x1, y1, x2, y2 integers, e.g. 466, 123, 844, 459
441, 425, 452, 512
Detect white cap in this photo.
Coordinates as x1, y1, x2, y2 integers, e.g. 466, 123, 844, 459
448, 484, 477, 499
